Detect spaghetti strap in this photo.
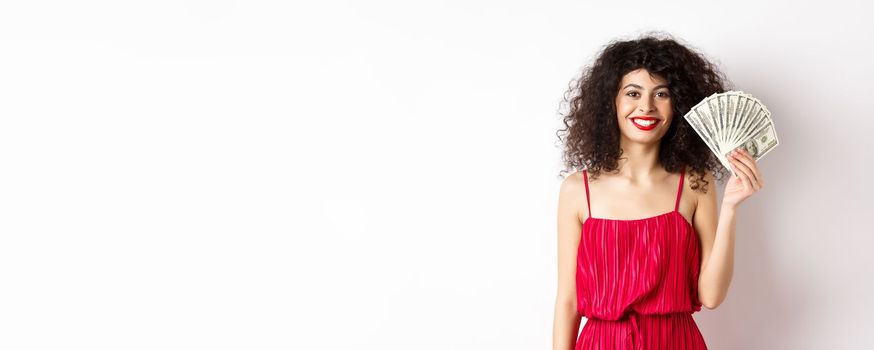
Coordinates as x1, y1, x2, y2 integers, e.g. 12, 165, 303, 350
674, 165, 686, 212
583, 169, 591, 218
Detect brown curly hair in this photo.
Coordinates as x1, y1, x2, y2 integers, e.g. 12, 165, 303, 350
556, 32, 733, 193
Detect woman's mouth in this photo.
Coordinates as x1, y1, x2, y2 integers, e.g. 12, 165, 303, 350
630, 116, 660, 131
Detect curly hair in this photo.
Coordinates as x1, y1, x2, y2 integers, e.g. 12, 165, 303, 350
556, 32, 733, 193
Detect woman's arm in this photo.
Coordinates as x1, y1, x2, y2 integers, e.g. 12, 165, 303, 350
692, 176, 735, 309
694, 149, 763, 309
553, 173, 584, 350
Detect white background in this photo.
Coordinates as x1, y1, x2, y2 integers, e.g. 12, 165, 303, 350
1, 1, 872, 349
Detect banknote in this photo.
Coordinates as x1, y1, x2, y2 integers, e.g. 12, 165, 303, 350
725, 121, 779, 161
682, 91, 779, 178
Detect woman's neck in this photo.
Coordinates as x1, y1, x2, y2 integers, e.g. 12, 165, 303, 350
615, 140, 663, 181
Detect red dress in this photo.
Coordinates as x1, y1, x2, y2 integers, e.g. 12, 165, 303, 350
575, 165, 707, 350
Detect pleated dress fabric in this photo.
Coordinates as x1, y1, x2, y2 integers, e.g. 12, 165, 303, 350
575, 165, 707, 350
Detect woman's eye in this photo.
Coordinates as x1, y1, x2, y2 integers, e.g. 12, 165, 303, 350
626, 91, 669, 98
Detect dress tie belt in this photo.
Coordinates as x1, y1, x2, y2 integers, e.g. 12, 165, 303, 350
625, 311, 642, 350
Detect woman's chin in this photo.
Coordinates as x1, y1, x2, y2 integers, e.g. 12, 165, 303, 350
620, 132, 664, 145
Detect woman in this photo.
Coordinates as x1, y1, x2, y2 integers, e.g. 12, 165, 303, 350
552, 33, 764, 350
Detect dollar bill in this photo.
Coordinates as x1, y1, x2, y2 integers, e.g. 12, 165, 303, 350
681, 91, 779, 177
725, 121, 779, 161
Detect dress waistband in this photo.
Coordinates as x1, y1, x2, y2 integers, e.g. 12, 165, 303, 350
587, 311, 694, 350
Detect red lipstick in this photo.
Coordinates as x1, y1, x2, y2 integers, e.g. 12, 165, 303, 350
629, 116, 660, 131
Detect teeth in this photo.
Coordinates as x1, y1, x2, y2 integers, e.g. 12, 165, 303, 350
633, 119, 657, 126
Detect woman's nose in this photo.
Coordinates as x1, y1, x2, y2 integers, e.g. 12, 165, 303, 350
638, 103, 654, 112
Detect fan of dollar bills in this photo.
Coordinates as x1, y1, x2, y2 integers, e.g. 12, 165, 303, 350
682, 91, 779, 177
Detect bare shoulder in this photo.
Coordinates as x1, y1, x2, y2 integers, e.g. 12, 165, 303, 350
689, 168, 717, 214
559, 171, 585, 201
559, 171, 588, 224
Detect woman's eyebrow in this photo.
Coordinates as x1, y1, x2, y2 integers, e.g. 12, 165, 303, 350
622, 83, 669, 90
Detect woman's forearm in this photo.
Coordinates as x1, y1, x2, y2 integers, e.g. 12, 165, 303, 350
553, 298, 581, 350
697, 205, 737, 309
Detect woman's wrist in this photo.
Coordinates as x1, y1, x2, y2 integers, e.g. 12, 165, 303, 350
719, 202, 738, 215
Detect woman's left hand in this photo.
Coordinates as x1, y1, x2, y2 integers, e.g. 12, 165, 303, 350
722, 148, 764, 210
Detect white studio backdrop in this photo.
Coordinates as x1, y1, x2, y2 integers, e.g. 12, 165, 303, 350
1, 1, 872, 349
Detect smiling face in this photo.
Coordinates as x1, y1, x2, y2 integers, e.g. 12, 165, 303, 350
615, 68, 674, 145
